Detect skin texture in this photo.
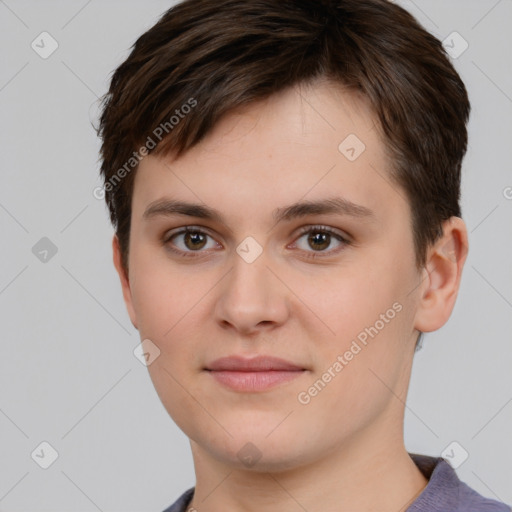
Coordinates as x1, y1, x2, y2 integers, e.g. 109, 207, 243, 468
113, 80, 468, 512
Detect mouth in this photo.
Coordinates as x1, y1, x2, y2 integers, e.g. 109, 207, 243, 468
204, 355, 307, 392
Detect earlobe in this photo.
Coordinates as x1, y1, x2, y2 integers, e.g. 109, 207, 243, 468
413, 217, 469, 333
112, 235, 139, 330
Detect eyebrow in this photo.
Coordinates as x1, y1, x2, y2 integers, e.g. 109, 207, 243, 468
142, 196, 375, 224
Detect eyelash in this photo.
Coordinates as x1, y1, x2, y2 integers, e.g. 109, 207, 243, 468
162, 225, 351, 260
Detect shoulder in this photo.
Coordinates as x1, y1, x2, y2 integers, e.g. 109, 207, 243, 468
457, 480, 511, 511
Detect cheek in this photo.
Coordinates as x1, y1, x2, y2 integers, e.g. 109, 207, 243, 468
293, 261, 404, 344
295, 309, 410, 442
129, 248, 197, 336
129, 253, 212, 375
136, 269, 208, 433
294, 263, 412, 404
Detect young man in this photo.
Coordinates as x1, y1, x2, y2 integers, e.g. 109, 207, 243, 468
97, 0, 510, 511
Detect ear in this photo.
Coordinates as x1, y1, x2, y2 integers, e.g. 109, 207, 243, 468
112, 235, 138, 330
413, 217, 469, 333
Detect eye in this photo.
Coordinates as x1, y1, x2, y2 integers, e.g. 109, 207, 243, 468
163, 227, 220, 257
291, 225, 350, 258
162, 224, 351, 260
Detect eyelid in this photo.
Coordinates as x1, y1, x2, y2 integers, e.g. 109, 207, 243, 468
163, 225, 217, 242
292, 224, 350, 243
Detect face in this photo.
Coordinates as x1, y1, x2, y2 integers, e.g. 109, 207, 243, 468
115, 81, 428, 471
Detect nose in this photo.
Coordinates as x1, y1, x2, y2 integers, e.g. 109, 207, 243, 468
214, 248, 290, 336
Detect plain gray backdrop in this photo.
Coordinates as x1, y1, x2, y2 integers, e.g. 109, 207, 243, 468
1, 0, 511, 511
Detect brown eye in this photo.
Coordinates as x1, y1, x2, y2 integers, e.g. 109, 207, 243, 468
164, 227, 220, 256
183, 231, 207, 250
307, 231, 331, 251
292, 225, 350, 258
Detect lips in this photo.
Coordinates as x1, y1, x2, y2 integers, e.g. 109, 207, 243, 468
205, 355, 307, 392
206, 355, 305, 372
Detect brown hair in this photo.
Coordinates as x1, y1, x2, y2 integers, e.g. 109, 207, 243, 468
97, 0, 470, 277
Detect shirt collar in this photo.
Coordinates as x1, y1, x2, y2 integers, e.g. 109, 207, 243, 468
407, 452, 460, 511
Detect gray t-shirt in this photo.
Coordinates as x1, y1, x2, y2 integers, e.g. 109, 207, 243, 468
162, 453, 511, 512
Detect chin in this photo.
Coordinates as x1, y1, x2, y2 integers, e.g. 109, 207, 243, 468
198, 429, 315, 472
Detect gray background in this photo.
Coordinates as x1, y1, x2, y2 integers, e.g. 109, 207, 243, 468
0, 0, 511, 511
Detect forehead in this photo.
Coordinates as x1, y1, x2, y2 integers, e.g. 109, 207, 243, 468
131, 81, 404, 227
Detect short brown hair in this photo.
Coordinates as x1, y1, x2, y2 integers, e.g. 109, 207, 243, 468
97, 0, 470, 276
